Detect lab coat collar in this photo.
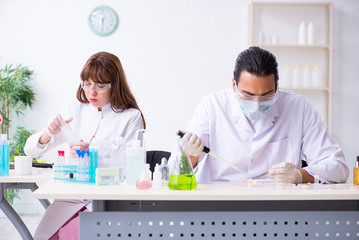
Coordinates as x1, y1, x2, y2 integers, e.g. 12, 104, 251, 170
88, 102, 111, 113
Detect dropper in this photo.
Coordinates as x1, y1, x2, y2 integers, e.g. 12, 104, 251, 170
177, 131, 248, 176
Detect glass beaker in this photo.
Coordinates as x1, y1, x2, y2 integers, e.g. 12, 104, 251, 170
168, 141, 197, 190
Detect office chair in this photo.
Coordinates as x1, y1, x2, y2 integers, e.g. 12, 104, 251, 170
146, 150, 171, 172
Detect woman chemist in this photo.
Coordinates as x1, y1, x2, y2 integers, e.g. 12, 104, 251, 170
25, 52, 145, 240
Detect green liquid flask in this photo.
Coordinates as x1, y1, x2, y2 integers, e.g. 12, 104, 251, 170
168, 140, 197, 190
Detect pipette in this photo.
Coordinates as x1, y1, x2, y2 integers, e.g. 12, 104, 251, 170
177, 131, 248, 176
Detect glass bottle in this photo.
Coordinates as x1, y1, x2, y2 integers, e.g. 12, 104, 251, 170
168, 140, 197, 190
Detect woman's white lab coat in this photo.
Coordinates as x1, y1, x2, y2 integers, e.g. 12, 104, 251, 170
185, 89, 349, 183
25, 101, 144, 240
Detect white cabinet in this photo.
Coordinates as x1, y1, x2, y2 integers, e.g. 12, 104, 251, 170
248, 2, 332, 131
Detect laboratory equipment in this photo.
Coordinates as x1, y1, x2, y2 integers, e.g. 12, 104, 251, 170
354, 156, 359, 186
136, 164, 152, 190
110, 137, 126, 184
312, 65, 323, 87
57, 150, 65, 165
168, 140, 197, 190
298, 21, 306, 45
0, 134, 9, 177
160, 157, 169, 186
307, 22, 314, 45
177, 131, 248, 176
292, 65, 302, 88
152, 163, 162, 187
89, 145, 98, 183
302, 65, 311, 88
126, 129, 146, 185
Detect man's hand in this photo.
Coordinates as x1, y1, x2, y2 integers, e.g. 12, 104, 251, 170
268, 162, 303, 184
180, 132, 204, 158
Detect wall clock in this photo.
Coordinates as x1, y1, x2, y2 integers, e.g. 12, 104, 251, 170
88, 6, 118, 36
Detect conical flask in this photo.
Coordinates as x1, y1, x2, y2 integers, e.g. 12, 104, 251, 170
168, 140, 197, 190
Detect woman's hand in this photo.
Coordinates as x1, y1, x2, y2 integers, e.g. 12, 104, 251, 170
38, 115, 73, 145
70, 140, 90, 157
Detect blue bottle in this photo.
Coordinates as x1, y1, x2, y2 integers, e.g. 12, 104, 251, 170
0, 134, 10, 177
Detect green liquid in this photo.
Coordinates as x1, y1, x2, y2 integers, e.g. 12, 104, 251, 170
168, 174, 197, 190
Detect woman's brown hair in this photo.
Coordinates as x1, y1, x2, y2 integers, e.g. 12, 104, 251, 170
77, 52, 146, 128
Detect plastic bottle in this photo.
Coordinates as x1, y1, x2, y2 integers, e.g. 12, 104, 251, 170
298, 21, 306, 45
126, 129, 146, 185
354, 156, 359, 186
136, 164, 152, 190
292, 65, 302, 88
272, 33, 279, 45
160, 157, 169, 186
307, 22, 314, 45
0, 134, 10, 177
258, 31, 265, 44
312, 65, 324, 88
152, 163, 162, 187
280, 64, 292, 88
145, 163, 152, 180
302, 65, 311, 88
109, 137, 126, 184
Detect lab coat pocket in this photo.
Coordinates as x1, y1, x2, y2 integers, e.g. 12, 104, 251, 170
266, 138, 295, 166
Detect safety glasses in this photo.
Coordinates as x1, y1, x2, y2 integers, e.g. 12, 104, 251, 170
81, 81, 111, 93
236, 89, 276, 102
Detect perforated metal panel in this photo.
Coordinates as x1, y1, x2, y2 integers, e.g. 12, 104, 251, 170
80, 211, 359, 240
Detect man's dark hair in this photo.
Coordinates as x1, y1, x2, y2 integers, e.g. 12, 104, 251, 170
233, 46, 278, 89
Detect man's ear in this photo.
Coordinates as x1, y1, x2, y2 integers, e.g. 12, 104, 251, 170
232, 78, 237, 93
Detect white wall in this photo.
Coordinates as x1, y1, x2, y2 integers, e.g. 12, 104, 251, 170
0, 0, 358, 183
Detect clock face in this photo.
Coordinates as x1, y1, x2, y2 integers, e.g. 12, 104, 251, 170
88, 6, 118, 36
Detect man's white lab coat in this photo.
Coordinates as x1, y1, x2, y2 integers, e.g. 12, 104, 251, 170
185, 89, 348, 183
25, 101, 144, 240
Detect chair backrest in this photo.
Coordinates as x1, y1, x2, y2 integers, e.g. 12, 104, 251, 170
146, 150, 171, 172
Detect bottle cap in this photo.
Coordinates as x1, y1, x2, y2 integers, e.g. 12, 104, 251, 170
161, 157, 168, 165
154, 163, 160, 171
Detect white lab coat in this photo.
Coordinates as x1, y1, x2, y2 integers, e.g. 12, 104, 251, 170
183, 89, 348, 183
25, 101, 144, 240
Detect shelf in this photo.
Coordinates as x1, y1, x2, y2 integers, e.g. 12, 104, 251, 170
249, 2, 333, 131
254, 44, 330, 50
251, 2, 332, 8
280, 87, 329, 91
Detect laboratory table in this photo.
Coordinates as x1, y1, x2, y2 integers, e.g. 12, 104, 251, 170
33, 181, 359, 240
0, 168, 52, 240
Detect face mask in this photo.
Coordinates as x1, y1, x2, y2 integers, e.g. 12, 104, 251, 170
239, 98, 274, 121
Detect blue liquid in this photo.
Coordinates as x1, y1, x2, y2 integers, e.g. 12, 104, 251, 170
89, 149, 98, 183
0, 144, 10, 176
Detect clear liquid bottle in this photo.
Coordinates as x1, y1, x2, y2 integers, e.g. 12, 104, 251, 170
292, 65, 302, 88
281, 64, 292, 88
312, 65, 324, 88
152, 163, 162, 187
302, 65, 311, 88
160, 157, 169, 186
168, 140, 197, 190
126, 129, 146, 185
0, 134, 10, 177
110, 137, 126, 184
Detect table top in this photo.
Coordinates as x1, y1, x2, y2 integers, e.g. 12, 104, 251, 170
32, 180, 359, 201
0, 168, 53, 183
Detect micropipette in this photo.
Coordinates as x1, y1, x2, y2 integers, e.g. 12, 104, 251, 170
177, 131, 248, 176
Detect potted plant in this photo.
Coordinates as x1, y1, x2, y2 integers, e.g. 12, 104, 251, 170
0, 63, 36, 204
